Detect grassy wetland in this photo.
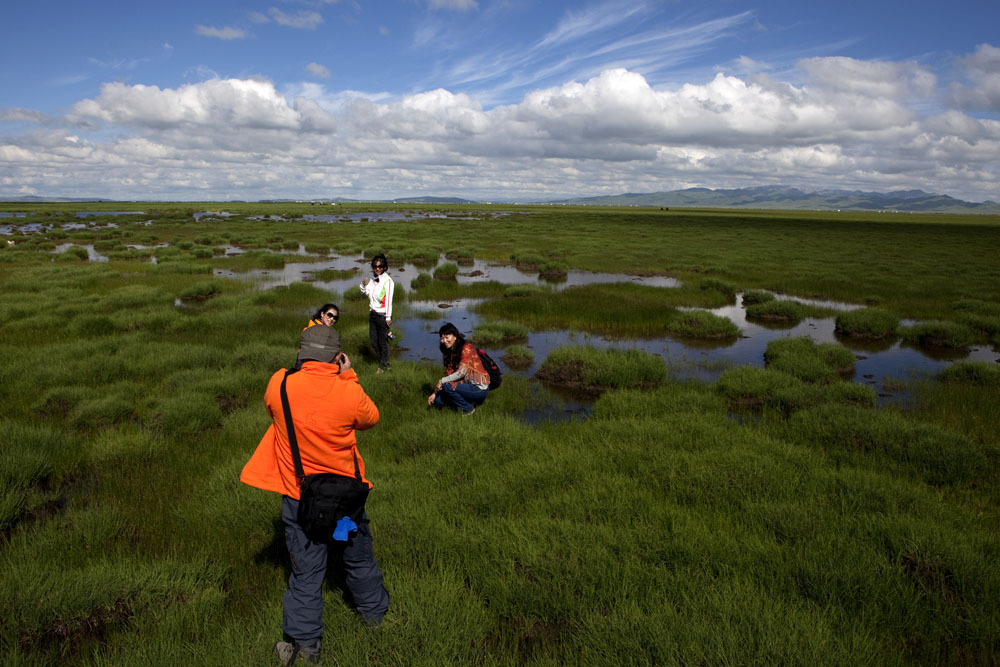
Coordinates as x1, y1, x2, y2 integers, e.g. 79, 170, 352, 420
2, 202, 999, 665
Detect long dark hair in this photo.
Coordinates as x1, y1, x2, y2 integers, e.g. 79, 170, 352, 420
437, 322, 466, 370
370, 253, 388, 271
312, 303, 339, 321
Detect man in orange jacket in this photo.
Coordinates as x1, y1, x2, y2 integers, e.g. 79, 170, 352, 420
241, 325, 388, 665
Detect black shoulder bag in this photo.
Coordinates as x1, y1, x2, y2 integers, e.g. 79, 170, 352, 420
279, 369, 370, 543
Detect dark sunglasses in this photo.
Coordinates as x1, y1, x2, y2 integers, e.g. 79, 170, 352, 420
324, 312, 338, 320
374, 264, 386, 269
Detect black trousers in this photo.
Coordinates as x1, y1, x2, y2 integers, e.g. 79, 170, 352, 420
368, 311, 390, 369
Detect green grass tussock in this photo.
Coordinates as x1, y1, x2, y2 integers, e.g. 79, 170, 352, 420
472, 320, 529, 346
665, 309, 740, 339
716, 365, 876, 416
741, 289, 775, 305
835, 307, 900, 339
780, 403, 989, 486
179, 281, 221, 301
432, 261, 459, 280
3, 202, 1000, 665
764, 336, 856, 383
536, 345, 666, 393
477, 283, 736, 338
502, 344, 533, 368
899, 320, 976, 349
746, 299, 806, 322
937, 361, 1000, 386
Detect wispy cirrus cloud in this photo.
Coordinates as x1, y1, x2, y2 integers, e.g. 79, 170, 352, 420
432, 5, 755, 106
195, 25, 248, 40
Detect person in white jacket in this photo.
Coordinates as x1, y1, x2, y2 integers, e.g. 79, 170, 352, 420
360, 253, 394, 373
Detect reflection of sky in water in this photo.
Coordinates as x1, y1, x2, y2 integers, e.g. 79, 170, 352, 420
75, 211, 143, 217
212, 252, 1000, 402
27, 241, 1000, 419
213, 251, 681, 294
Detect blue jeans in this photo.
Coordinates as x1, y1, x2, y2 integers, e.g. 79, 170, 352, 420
434, 382, 488, 413
280, 496, 389, 643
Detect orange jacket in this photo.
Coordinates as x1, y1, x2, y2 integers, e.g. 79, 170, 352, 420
240, 361, 379, 499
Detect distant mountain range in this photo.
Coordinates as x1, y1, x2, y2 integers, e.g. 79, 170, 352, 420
546, 186, 1000, 213
4, 187, 999, 213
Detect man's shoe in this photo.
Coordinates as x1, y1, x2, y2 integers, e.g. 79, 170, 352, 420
274, 640, 321, 665
462, 407, 475, 416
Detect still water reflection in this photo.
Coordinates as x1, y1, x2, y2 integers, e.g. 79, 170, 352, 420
212, 252, 998, 418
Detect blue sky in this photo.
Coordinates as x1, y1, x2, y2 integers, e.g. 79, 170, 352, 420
2, 0, 999, 201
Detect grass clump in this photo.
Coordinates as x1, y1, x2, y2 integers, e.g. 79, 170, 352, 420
503, 284, 545, 298
502, 345, 533, 369
310, 267, 358, 281
698, 278, 737, 300
937, 361, 1000, 386
406, 247, 439, 264
60, 246, 89, 261
741, 289, 775, 306
764, 337, 855, 383
716, 365, 875, 416
511, 252, 545, 271
665, 309, 740, 339
899, 321, 975, 349
781, 403, 989, 486
538, 259, 568, 279
433, 262, 459, 280
472, 321, 529, 346
445, 247, 475, 263
746, 299, 806, 322
179, 281, 221, 301
835, 308, 899, 339
536, 345, 666, 393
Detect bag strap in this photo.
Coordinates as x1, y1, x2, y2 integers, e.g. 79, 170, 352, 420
279, 368, 362, 487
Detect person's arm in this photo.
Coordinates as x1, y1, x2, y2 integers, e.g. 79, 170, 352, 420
437, 365, 467, 390
384, 277, 393, 323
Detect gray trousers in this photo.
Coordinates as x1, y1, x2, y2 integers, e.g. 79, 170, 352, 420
281, 496, 389, 643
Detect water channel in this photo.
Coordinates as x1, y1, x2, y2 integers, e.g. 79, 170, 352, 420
32, 244, 1000, 420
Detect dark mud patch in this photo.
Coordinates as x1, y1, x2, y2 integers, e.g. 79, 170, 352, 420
19, 597, 134, 655
900, 552, 962, 604
502, 354, 533, 370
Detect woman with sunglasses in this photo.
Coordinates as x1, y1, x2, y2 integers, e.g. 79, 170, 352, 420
360, 253, 394, 373
303, 303, 339, 330
295, 304, 339, 369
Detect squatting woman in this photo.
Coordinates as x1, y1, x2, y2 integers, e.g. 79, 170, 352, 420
426, 322, 489, 415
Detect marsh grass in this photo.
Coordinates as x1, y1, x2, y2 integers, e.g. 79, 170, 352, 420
536, 345, 666, 393
741, 289, 775, 305
780, 403, 988, 486
432, 261, 459, 280
2, 203, 999, 666
472, 320, 529, 346
899, 320, 976, 349
835, 307, 900, 339
476, 283, 736, 338
746, 299, 807, 322
716, 365, 876, 416
764, 336, 856, 383
502, 344, 534, 368
666, 309, 740, 339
